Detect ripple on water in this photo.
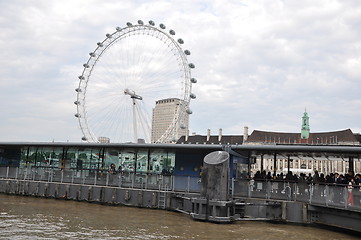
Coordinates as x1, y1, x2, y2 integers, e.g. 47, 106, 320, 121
0, 195, 359, 240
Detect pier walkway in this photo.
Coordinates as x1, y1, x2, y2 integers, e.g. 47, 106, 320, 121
0, 166, 360, 233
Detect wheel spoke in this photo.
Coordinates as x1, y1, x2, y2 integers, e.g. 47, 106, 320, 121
75, 21, 195, 143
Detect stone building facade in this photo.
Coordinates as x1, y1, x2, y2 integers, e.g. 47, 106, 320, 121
244, 111, 360, 175
176, 111, 361, 175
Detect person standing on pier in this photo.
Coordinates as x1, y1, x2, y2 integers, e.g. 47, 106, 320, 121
348, 178, 355, 206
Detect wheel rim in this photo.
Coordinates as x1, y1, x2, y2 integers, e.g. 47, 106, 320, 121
75, 21, 195, 143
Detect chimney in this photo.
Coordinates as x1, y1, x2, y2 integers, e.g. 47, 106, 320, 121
244, 126, 249, 142
207, 129, 211, 142
218, 128, 222, 142
185, 129, 189, 142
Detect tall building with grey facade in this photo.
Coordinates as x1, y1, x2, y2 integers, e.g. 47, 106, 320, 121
151, 98, 189, 143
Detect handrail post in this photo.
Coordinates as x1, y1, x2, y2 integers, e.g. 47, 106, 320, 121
231, 178, 234, 197
106, 172, 109, 186
344, 186, 348, 209
248, 179, 254, 198
145, 174, 148, 189
94, 171, 97, 186
325, 185, 329, 206
162, 175, 165, 190
47, 168, 50, 182
24, 167, 28, 181
131, 173, 134, 188
172, 175, 175, 192
187, 176, 190, 192
293, 183, 296, 201
118, 173, 122, 187
50, 168, 54, 182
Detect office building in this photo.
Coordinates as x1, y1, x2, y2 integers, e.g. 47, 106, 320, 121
151, 98, 189, 143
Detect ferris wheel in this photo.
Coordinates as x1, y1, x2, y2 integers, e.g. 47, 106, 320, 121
74, 20, 197, 143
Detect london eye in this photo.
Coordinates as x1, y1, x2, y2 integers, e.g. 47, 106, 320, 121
74, 20, 196, 143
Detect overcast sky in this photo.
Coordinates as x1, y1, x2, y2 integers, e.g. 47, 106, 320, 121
0, 0, 360, 142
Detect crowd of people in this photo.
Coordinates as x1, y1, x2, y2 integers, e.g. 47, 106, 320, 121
253, 170, 360, 185
252, 170, 361, 206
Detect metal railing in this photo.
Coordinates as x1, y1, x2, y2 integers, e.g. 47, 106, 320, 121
1, 166, 360, 211
232, 178, 361, 210
0, 166, 201, 193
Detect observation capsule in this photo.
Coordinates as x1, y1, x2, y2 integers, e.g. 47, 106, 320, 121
160, 23, 166, 29
138, 20, 144, 25
126, 22, 132, 27
184, 50, 191, 55
106, 33, 112, 38
78, 76, 85, 80
169, 30, 175, 35
149, 20, 155, 26
97, 42, 103, 47
116, 26, 121, 31
180, 123, 186, 129
191, 78, 197, 83
83, 63, 90, 68
188, 63, 195, 68
81, 136, 87, 141
74, 101, 80, 105
186, 108, 193, 114
75, 88, 81, 92
178, 38, 184, 44
190, 93, 196, 99
74, 113, 81, 118
89, 52, 96, 57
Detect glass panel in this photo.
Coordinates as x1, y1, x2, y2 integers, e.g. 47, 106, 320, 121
38, 147, 62, 168
66, 148, 102, 170
120, 149, 136, 172
26, 147, 37, 167
105, 149, 120, 171
136, 150, 148, 173
104, 149, 136, 173
149, 150, 175, 174
20, 147, 29, 168
166, 151, 175, 174
23, 147, 63, 168
0, 147, 21, 167
65, 148, 76, 169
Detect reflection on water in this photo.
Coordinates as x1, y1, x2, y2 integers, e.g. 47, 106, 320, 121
0, 194, 358, 240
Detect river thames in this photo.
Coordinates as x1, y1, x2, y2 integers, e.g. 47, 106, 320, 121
0, 194, 358, 240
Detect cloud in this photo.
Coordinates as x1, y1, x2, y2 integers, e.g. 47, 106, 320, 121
0, 0, 360, 142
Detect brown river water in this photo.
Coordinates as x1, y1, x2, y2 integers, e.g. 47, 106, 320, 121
0, 194, 359, 240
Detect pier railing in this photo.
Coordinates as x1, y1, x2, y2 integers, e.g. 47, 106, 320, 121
232, 178, 361, 211
1, 166, 360, 211
0, 166, 201, 193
